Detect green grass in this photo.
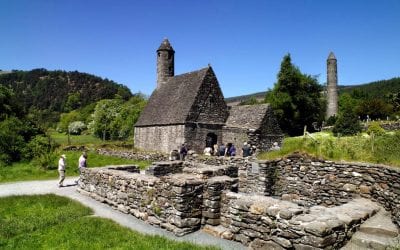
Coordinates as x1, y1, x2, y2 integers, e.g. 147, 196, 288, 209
48, 130, 134, 148
259, 131, 400, 167
0, 151, 150, 183
0, 195, 218, 250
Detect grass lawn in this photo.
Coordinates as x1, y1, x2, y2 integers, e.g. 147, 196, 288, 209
0, 151, 151, 184
259, 131, 400, 167
48, 130, 134, 148
0, 194, 218, 250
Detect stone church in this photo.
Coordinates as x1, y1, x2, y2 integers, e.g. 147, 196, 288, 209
134, 39, 283, 154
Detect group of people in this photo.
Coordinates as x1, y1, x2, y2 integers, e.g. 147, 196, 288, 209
58, 152, 88, 187
203, 142, 256, 157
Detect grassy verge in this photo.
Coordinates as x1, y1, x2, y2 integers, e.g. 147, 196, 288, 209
0, 151, 150, 184
259, 131, 400, 167
0, 195, 218, 250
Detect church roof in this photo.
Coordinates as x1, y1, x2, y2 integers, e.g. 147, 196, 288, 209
158, 38, 174, 51
135, 67, 211, 126
225, 104, 271, 129
328, 52, 336, 60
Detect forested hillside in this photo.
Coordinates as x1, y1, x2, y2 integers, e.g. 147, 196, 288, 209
0, 68, 132, 113
339, 77, 400, 99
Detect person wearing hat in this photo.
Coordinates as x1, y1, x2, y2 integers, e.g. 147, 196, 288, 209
58, 154, 67, 187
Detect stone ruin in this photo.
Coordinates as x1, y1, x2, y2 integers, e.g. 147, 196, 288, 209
77, 154, 400, 249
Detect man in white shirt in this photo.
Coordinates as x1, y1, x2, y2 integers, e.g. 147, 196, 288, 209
58, 154, 66, 187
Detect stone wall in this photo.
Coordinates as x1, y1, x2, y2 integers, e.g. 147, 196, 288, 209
378, 121, 400, 131
184, 123, 224, 153
240, 154, 400, 226
96, 148, 168, 162
78, 161, 237, 236
134, 125, 185, 153
220, 192, 381, 249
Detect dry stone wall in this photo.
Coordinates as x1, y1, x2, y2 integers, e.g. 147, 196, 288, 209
78, 161, 237, 236
220, 192, 381, 249
96, 148, 168, 162
240, 154, 400, 226
78, 154, 399, 248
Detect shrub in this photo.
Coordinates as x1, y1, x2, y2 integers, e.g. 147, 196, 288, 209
325, 115, 337, 126
23, 135, 58, 169
367, 122, 385, 136
68, 121, 87, 135
333, 106, 362, 136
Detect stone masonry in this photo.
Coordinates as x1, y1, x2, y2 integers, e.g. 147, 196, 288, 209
78, 154, 399, 249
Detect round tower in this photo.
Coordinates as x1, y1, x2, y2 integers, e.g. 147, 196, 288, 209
326, 52, 338, 119
157, 38, 175, 89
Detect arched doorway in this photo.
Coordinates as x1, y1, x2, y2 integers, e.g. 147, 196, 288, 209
205, 133, 217, 148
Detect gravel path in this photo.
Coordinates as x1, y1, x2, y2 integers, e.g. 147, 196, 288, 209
0, 178, 245, 250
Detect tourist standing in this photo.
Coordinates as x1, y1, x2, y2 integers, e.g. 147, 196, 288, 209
229, 144, 236, 156
58, 154, 67, 187
213, 144, 219, 156
179, 144, 187, 161
219, 144, 226, 156
242, 142, 251, 157
203, 146, 212, 156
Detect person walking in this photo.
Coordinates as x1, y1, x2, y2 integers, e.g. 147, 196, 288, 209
76, 152, 87, 183
58, 154, 67, 187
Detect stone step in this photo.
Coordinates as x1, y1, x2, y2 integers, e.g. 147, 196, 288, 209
359, 210, 399, 238
341, 209, 399, 250
349, 231, 397, 250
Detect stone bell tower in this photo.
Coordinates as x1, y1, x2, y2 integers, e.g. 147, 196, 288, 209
326, 52, 338, 119
157, 38, 175, 89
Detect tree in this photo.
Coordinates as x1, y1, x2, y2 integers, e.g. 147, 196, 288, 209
355, 99, 392, 120
332, 101, 362, 136
89, 99, 123, 140
266, 54, 324, 136
89, 95, 146, 140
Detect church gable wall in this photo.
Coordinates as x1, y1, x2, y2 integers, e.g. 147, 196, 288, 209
186, 70, 228, 124
134, 125, 185, 153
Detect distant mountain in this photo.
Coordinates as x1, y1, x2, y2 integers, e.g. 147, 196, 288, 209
225, 91, 268, 105
0, 68, 132, 113
225, 77, 400, 105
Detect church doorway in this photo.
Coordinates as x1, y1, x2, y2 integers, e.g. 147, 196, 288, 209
205, 133, 218, 148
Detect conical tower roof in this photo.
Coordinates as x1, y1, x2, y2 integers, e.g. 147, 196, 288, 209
328, 52, 336, 60
158, 38, 174, 51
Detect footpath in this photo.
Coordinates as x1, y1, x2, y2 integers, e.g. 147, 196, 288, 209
0, 178, 245, 250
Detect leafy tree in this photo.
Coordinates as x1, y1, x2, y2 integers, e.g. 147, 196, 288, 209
89, 99, 123, 140
57, 110, 83, 133
266, 54, 324, 136
332, 102, 362, 136
64, 92, 82, 112
0, 117, 45, 165
89, 95, 146, 140
0, 85, 21, 120
355, 98, 392, 120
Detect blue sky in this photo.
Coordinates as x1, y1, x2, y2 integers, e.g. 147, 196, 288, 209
0, 0, 399, 97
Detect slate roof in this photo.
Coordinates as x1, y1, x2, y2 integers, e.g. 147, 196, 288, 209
225, 104, 271, 129
135, 67, 211, 126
